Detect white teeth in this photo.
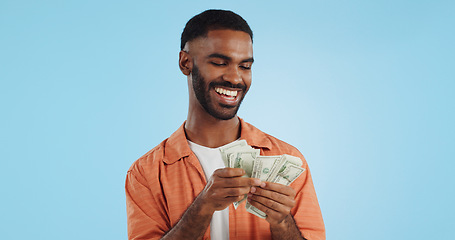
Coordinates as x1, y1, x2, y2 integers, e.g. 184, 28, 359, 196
215, 87, 238, 97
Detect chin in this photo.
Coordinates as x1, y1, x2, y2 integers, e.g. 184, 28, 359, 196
210, 112, 237, 121
206, 106, 239, 120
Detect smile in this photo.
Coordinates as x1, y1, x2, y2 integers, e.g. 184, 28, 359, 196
214, 87, 238, 98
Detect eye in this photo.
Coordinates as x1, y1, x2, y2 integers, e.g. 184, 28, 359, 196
240, 64, 252, 70
211, 61, 226, 66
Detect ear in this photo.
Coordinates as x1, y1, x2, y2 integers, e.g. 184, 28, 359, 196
179, 50, 192, 76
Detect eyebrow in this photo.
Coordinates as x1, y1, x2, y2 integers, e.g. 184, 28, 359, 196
208, 53, 254, 63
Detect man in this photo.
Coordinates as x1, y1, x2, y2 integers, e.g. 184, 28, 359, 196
125, 9, 325, 240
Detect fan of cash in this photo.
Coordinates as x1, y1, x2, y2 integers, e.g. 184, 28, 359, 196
219, 140, 306, 219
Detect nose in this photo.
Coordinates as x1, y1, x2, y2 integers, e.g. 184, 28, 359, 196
222, 65, 242, 86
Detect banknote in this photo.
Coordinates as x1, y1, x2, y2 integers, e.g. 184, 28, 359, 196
245, 201, 267, 219
246, 155, 305, 218
251, 155, 283, 181
281, 154, 303, 166
219, 140, 249, 167
271, 164, 305, 186
218, 141, 306, 216
229, 149, 260, 209
229, 149, 260, 177
227, 146, 256, 167
265, 154, 303, 182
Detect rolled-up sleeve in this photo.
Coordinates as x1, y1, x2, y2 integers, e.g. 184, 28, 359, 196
125, 164, 170, 240
290, 150, 326, 240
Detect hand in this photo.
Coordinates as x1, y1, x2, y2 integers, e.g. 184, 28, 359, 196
198, 168, 263, 214
247, 182, 296, 226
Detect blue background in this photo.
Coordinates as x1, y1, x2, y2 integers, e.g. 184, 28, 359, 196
1, 1, 454, 239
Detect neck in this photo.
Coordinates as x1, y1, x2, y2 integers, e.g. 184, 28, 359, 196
185, 111, 241, 148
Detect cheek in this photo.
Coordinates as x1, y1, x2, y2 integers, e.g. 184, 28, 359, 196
243, 74, 252, 89
201, 65, 221, 78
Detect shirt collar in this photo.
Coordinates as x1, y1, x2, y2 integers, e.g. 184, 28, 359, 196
238, 117, 273, 150
163, 117, 272, 164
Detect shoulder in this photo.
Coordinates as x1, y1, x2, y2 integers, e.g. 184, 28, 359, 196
242, 120, 307, 165
127, 122, 189, 176
263, 131, 307, 163
127, 138, 168, 177
264, 132, 303, 155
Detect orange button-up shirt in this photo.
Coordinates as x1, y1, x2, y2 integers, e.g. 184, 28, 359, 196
125, 118, 325, 240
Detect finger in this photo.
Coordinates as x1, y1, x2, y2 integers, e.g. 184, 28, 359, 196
210, 195, 245, 210
250, 187, 296, 207
248, 194, 292, 215
211, 186, 251, 198
220, 177, 263, 188
260, 182, 296, 197
225, 195, 245, 202
214, 168, 245, 178
247, 198, 286, 223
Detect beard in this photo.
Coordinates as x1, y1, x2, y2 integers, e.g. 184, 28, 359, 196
192, 64, 247, 120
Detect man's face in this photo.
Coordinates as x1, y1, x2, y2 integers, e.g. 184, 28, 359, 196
186, 29, 253, 120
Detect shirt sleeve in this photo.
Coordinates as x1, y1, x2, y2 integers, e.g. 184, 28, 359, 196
125, 163, 170, 240
290, 151, 326, 240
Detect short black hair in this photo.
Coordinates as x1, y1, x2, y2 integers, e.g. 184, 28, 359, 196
180, 9, 253, 50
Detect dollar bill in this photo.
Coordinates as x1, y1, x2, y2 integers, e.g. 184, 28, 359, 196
220, 141, 306, 216
233, 197, 246, 209
227, 146, 255, 168
281, 154, 303, 166
247, 155, 284, 218
265, 155, 302, 182
229, 149, 260, 209
271, 164, 305, 186
251, 155, 283, 181
219, 140, 248, 167
247, 154, 305, 218
229, 149, 260, 177
245, 201, 267, 219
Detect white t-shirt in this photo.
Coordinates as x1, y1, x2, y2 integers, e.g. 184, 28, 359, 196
187, 140, 230, 240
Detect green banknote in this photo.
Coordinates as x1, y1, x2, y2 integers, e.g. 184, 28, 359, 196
218, 141, 305, 216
